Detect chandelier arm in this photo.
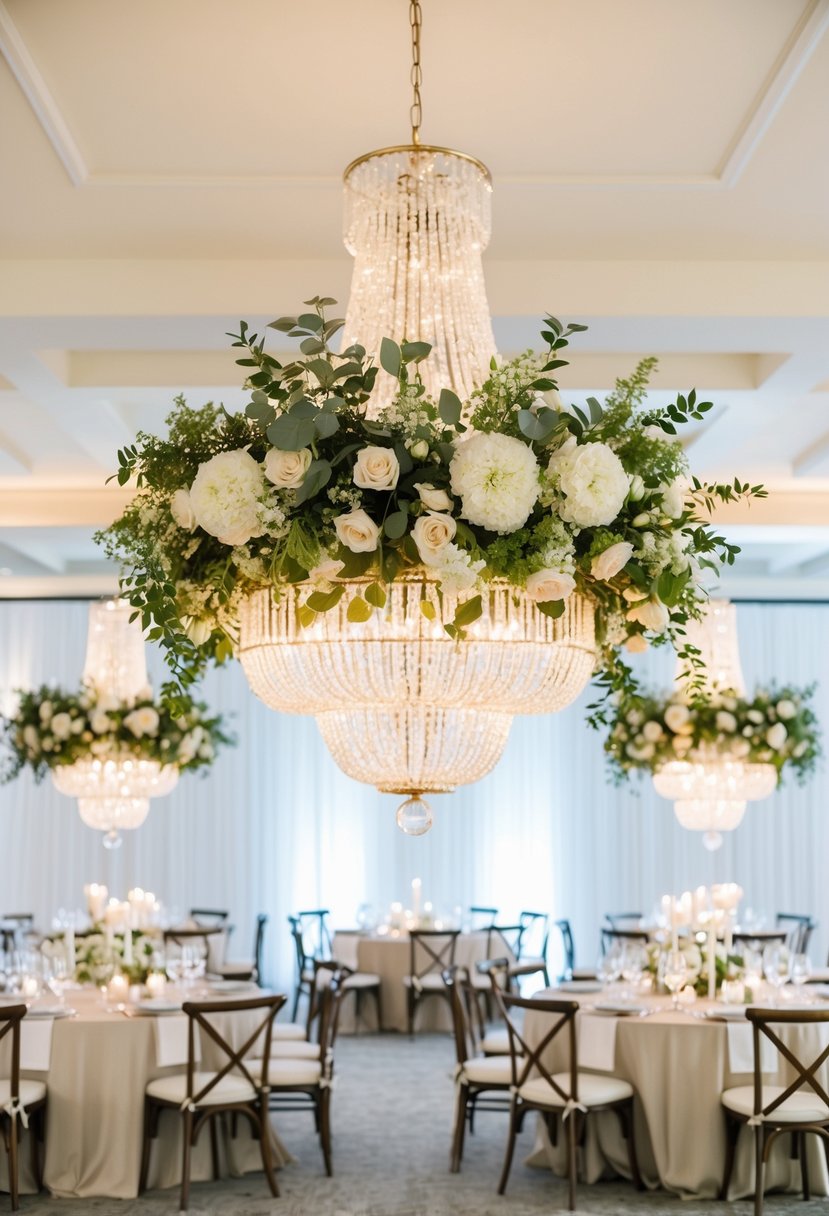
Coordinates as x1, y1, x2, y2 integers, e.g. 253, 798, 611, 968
410, 0, 423, 146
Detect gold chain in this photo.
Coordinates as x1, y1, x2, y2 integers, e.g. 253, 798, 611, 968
409, 0, 423, 145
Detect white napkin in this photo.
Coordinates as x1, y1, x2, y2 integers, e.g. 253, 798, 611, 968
20, 1019, 53, 1070
727, 1022, 775, 1073
154, 1015, 200, 1068
577, 1013, 618, 1072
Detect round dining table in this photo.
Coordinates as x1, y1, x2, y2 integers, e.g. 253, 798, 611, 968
522, 984, 829, 1201
0, 984, 291, 1200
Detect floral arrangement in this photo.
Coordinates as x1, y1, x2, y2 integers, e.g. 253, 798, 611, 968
97, 297, 765, 700
70, 929, 157, 986
603, 684, 821, 785
1, 683, 230, 784
646, 940, 753, 998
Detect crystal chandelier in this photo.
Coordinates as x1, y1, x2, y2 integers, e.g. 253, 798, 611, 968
653, 601, 776, 849
239, 576, 596, 833
342, 0, 496, 409
51, 600, 178, 848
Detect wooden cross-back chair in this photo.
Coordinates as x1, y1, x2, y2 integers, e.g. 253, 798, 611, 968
138, 992, 286, 1211
404, 929, 460, 1037
720, 1007, 829, 1213
493, 990, 641, 1210
505, 911, 551, 989
0, 1005, 47, 1211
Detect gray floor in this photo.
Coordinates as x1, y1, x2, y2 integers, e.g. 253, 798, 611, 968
18, 1033, 829, 1215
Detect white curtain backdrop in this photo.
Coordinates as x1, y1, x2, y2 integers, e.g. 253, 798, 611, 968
0, 600, 826, 991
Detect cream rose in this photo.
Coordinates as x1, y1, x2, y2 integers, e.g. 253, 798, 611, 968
89, 710, 113, 735
776, 699, 796, 720
124, 707, 160, 738
525, 569, 576, 603
664, 703, 691, 733
50, 712, 73, 741
642, 720, 663, 742
591, 541, 634, 581
334, 509, 380, 553
412, 512, 456, 566
22, 724, 39, 752
184, 617, 213, 646
264, 446, 312, 490
626, 599, 670, 632
414, 483, 453, 512
715, 711, 737, 734
353, 446, 400, 492
170, 488, 196, 532
766, 722, 787, 751
625, 633, 648, 654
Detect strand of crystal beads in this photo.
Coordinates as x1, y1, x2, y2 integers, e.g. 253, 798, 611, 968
652, 746, 777, 805
238, 578, 596, 717
343, 149, 496, 412
52, 755, 179, 800
316, 704, 513, 794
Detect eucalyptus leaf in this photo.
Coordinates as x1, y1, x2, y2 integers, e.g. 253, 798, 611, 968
401, 340, 432, 363
364, 582, 387, 609
536, 599, 566, 619
306, 585, 345, 613
380, 337, 401, 379
267, 413, 316, 451
297, 313, 323, 332
314, 411, 339, 439
453, 595, 483, 629
294, 458, 332, 505
438, 388, 462, 427
384, 511, 409, 540
346, 596, 373, 623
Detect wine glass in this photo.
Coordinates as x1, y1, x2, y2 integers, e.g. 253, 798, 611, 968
620, 943, 647, 1001
597, 943, 623, 991
44, 954, 68, 1006
791, 952, 813, 999
763, 944, 791, 1005
662, 950, 688, 1010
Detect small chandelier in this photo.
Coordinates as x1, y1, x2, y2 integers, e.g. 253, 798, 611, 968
52, 600, 178, 848
653, 601, 776, 849
342, 0, 496, 408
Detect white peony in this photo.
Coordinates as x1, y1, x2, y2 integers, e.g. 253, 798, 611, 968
525, 569, 576, 603
50, 712, 73, 741
591, 541, 634, 581
550, 441, 630, 528
124, 707, 160, 738
642, 720, 663, 742
89, 711, 113, 735
334, 509, 380, 553
776, 699, 796, 720
353, 446, 400, 492
664, 703, 691, 733
715, 711, 737, 734
766, 722, 787, 751
450, 432, 540, 534
626, 599, 670, 632
660, 476, 690, 519
414, 483, 453, 511
412, 512, 456, 566
170, 488, 196, 531
626, 741, 655, 761
189, 449, 265, 547
264, 447, 312, 490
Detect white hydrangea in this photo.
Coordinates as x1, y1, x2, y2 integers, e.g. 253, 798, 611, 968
449, 433, 540, 534
189, 450, 266, 547
433, 544, 486, 594
549, 440, 630, 528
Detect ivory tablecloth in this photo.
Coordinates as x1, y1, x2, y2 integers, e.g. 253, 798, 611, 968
523, 988, 829, 1200
0, 987, 291, 1199
332, 931, 507, 1033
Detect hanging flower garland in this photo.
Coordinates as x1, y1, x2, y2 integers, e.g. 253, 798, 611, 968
2, 684, 231, 785
97, 297, 765, 704
602, 684, 821, 786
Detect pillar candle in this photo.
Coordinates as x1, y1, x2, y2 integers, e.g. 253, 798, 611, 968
107, 974, 129, 1006
671, 897, 679, 953
123, 927, 134, 967
65, 925, 76, 972
707, 925, 716, 999
411, 878, 422, 921
724, 911, 734, 958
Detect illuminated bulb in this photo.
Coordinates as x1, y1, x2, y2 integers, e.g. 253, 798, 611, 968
396, 794, 433, 837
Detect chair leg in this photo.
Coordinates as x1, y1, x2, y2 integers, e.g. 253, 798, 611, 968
565, 1111, 578, 1211
373, 983, 383, 1033
138, 1098, 153, 1194
468, 1092, 477, 1136
799, 1130, 810, 1201
28, 1109, 39, 1192
291, 984, 301, 1023
497, 1099, 521, 1195
8, 1110, 19, 1213
616, 1100, 643, 1190
319, 1090, 333, 1177
450, 1085, 468, 1173
407, 988, 415, 1039
720, 1113, 740, 1200
180, 1108, 193, 1213
209, 1113, 220, 1181
754, 1124, 765, 1216
259, 1097, 280, 1198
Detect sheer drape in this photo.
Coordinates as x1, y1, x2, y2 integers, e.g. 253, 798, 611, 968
0, 600, 826, 988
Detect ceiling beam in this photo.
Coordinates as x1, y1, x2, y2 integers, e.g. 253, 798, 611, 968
0, 488, 133, 528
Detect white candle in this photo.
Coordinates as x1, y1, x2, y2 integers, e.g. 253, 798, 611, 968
123, 927, 134, 967
107, 974, 129, 1007
21, 975, 39, 999
411, 878, 422, 920
65, 925, 76, 972
146, 972, 167, 998
671, 897, 679, 953
84, 883, 108, 922
707, 925, 717, 999
725, 911, 734, 958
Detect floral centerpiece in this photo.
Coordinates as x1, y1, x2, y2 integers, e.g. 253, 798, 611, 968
602, 684, 821, 785
1, 683, 230, 784
46, 928, 157, 986
96, 297, 764, 708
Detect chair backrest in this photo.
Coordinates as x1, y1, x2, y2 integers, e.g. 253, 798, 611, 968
605, 911, 643, 929
486, 923, 522, 961
518, 911, 549, 962
180, 993, 286, 1107
601, 927, 650, 954
468, 905, 499, 931
734, 930, 787, 950
556, 919, 576, 979
253, 914, 268, 985
304, 959, 354, 1043
288, 915, 307, 979
409, 929, 460, 980
298, 909, 333, 962
442, 966, 476, 1067
494, 990, 579, 1103
776, 913, 817, 955
312, 967, 350, 1084
189, 908, 230, 926
746, 1007, 829, 1121
0, 1005, 25, 1107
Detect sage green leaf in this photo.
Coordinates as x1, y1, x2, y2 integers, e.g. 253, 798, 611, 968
384, 511, 409, 540
307, 359, 335, 388
365, 582, 387, 609
401, 340, 432, 363
420, 600, 437, 621
380, 337, 401, 378
300, 337, 325, 355
453, 595, 483, 628
306, 586, 345, 613
294, 458, 332, 505
346, 596, 373, 623
536, 599, 566, 619
267, 413, 316, 450
438, 389, 462, 426
314, 411, 339, 439
297, 313, 323, 332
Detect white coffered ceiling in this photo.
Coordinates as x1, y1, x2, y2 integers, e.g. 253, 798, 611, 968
1, 0, 828, 596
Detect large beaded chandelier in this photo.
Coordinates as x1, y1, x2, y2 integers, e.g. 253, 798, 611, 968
652, 601, 776, 850
51, 600, 179, 848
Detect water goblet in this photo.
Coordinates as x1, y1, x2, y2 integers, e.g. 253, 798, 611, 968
620, 943, 647, 1002
663, 950, 688, 1010
597, 943, 623, 992
790, 952, 813, 1000
763, 944, 791, 1006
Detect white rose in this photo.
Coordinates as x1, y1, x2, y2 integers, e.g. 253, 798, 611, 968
730, 737, 751, 758
170, 488, 196, 531
642, 720, 663, 742
50, 712, 73, 741
766, 722, 787, 751
716, 711, 737, 734
412, 512, 457, 566
38, 701, 53, 723
353, 446, 400, 492
525, 569, 576, 603
742, 725, 754, 738
776, 699, 796, 720
264, 447, 312, 490
334, 509, 380, 553
793, 740, 809, 759
625, 634, 648, 654
591, 541, 634, 581
626, 599, 670, 632
71, 718, 85, 734
184, 617, 213, 646
660, 476, 690, 519
673, 734, 694, 755
551, 441, 630, 528
628, 474, 645, 501
124, 707, 160, 738
409, 439, 430, 461
414, 483, 453, 512
450, 433, 540, 534
89, 711, 113, 735
626, 709, 644, 727
309, 558, 345, 586
746, 709, 764, 724
626, 741, 655, 761
189, 449, 265, 547
664, 703, 691, 733
22, 724, 39, 752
